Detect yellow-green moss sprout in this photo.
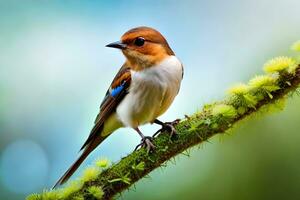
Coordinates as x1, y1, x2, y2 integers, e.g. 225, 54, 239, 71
109, 172, 131, 185
41, 190, 61, 200
87, 186, 104, 199
31, 161, 104, 200
264, 56, 296, 73
26, 193, 41, 200
58, 180, 83, 199
291, 40, 300, 52
72, 196, 84, 200
249, 75, 277, 88
26, 190, 61, 200
288, 62, 299, 74
95, 158, 110, 168
212, 104, 237, 118
132, 161, 145, 171
227, 83, 257, 112
26, 184, 83, 200
227, 83, 250, 95
228, 88, 257, 109
249, 75, 280, 99
80, 166, 100, 183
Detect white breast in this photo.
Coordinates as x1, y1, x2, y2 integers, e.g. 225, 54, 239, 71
116, 56, 183, 128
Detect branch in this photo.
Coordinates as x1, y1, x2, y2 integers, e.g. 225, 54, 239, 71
27, 54, 300, 200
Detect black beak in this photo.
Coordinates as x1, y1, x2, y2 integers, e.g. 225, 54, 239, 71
105, 41, 127, 49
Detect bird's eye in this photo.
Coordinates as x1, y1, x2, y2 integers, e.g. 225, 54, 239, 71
134, 37, 145, 46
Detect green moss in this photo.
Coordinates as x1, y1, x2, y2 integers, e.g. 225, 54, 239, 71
57, 180, 83, 199
237, 106, 247, 115
212, 104, 237, 119
87, 186, 104, 199
229, 92, 257, 109
249, 75, 278, 88
132, 161, 145, 171
108, 172, 131, 185
26, 189, 63, 200
264, 56, 296, 73
26, 194, 41, 200
80, 166, 101, 183
42, 190, 61, 200
249, 75, 280, 99
227, 83, 250, 95
95, 158, 110, 169
72, 196, 84, 200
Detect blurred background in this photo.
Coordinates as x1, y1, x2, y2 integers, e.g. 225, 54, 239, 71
1, 0, 300, 199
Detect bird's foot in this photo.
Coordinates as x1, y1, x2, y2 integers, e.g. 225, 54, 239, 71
134, 136, 155, 152
153, 119, 180, 139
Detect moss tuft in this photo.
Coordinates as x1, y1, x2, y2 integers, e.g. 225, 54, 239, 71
264, 56, 296, 73
95, 158, 110, 169
87, 186, 104, 199
108, 172, 131, 185
212, 104, 237, 118
288, 62, 299, 74
72, 195, 84, 200
80, 166, 101, 183
249, 75, 280, 99
249, 75, 277, 88
229, 92, 257, 109
59, 181, 83, 199
26, 193, 41, 200
227, 83, 250, 95
41, 190, 61, 200
132, 161, 145, 171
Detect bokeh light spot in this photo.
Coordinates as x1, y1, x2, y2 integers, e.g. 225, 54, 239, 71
0, 140, 49, 194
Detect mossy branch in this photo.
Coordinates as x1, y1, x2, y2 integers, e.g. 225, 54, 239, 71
27, 43, 300, 200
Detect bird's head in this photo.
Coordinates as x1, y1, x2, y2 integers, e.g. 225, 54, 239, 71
106, 26, 174, 70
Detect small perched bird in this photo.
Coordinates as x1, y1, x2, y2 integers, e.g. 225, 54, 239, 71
53, 26, 184, 188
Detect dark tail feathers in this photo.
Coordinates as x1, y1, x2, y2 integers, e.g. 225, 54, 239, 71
52, 135, 106, 189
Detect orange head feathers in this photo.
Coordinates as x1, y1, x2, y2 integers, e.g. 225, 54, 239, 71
106, 26, 174, 70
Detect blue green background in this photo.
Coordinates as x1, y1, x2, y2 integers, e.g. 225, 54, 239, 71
1, 0, 300, 199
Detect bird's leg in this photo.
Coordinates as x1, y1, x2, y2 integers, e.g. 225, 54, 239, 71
152, 119, 180, 138
134, 127, 155, 152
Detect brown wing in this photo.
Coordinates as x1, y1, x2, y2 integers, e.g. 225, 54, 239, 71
53, 65, 132, 188
79, 64, 131, 151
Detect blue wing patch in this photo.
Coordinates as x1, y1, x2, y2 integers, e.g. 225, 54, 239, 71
111, 82, 125, 97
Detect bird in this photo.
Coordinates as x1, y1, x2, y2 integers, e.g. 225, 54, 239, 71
53, 26, 184, 188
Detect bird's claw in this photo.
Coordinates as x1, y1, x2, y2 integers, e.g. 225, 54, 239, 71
134, 136, 155, 152
153, 119, 180, 139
